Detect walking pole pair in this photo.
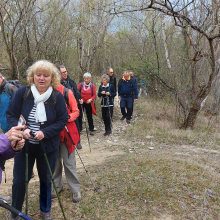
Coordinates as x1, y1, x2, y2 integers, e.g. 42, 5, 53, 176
0, 200, 32, 220
106, 96, 113, 132
81, 105, 92, 152
65, 126, 99, 192
29, 131, 67, 220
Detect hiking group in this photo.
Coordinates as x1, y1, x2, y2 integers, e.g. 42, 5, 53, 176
0, 60, 140, 220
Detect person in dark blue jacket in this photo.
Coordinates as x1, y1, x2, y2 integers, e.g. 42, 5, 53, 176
118, 71, 138, 124
6, 60, 68, 220
98, 74, 116, 135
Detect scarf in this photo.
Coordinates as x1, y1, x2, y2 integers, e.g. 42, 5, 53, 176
83, 82, 91, 91
31, 84, 53, 123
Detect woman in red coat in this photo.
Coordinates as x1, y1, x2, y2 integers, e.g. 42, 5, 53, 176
78, 72, 96, 135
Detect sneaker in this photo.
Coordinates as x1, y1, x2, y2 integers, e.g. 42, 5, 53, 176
72, 191, 81, 203
126, 119, 131, 124
104, 131, 112, 136
40, 211, 53, 220
120, 116, 126, 120
51, 187, 63, 199
90, 131, 95, 135
76, 142, 82, 149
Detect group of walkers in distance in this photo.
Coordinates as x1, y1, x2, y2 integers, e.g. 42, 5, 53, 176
0, 60, 140, 220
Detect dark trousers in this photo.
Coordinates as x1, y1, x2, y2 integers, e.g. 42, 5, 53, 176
102, 106, 113, 132
78, 103, 83, 132
11, 143, 59, 217
78, 103, 94, 132
120, 97, 133, 120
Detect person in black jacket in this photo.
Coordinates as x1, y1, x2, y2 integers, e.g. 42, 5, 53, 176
107, 67, 117, 118
98, 74, 116, 136
57, 65, 83, 150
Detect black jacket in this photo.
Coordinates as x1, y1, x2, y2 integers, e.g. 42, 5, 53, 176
109, 75, 117, 92
61, 76, 81, 102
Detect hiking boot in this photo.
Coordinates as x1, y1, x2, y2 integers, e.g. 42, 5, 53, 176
126, 119, 131, 124
72, 191, 81, 203
120, 116, 126, 120
51, 187, 63, 199
104, 131, 112, 136
0, 194, 12, 202
40, 211, 53, 220
76, 142, 82, 149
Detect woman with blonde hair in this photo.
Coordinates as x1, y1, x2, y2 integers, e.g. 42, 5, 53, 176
6, 60, 68, 220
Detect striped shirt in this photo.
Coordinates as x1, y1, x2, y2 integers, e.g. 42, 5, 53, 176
27, 105, 40, 144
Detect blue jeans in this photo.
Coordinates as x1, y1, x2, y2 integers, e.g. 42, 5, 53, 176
120, 96, 133, 120
11, 142, 59, 217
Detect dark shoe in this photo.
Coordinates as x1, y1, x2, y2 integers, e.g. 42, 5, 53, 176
72, 191, 81, 203
76, 142, 82, 149
126, 119, 131, 124
90, 131, 95, 135
40, 211, 53, 220
104, 131, 112, 136
51, 187, 63, 199
120, 116, 126, 120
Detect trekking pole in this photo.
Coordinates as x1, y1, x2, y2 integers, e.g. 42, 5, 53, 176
0, 200, 32, 220
81, 105, 92, 152
25, 141, 28, 216
65, 126, 99, 192
106, 96, 113, 131
29, 131, 67, 220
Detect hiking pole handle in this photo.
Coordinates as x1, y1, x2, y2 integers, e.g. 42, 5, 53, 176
0, 200, 20, 215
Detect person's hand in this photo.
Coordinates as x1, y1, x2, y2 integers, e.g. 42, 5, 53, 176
106, 92, 110, 95
134, 99, 138, 102
33, 130, 44, 141
118, 96, 121, 99
79, 99, 83, 104
11, 139, 25, 151
23, 129, 31, 139
101, 91, 106, 94
86, 99, 92, 104
5, 126, 25, 142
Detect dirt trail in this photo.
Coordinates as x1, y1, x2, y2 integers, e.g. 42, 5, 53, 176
1, 102, 131, 194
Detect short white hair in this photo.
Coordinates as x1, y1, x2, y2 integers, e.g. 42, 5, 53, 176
83, 72, 91, 78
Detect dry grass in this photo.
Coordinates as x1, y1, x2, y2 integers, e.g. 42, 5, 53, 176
1, 97, 220, 219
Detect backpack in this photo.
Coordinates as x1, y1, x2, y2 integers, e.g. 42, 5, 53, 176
8, 80, 22, 88
79, 82, 94, 96
3, 80, 22, 99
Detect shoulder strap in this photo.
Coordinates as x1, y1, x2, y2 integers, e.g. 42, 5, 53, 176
80, 82, 84, 92
23, 86, 31, 103
91, 83, 93, 97
4, 83, 12, 99
63, 87, 71, 112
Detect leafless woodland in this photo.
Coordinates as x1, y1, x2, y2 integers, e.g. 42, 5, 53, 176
1, 0, 220, 128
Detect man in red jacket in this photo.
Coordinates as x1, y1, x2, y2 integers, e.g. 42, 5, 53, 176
53, 84, 81, 203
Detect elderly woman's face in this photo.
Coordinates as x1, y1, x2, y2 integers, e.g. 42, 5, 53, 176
34, 70, 52, 93
102, 78, 108, 85
84, 77, 91, 84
